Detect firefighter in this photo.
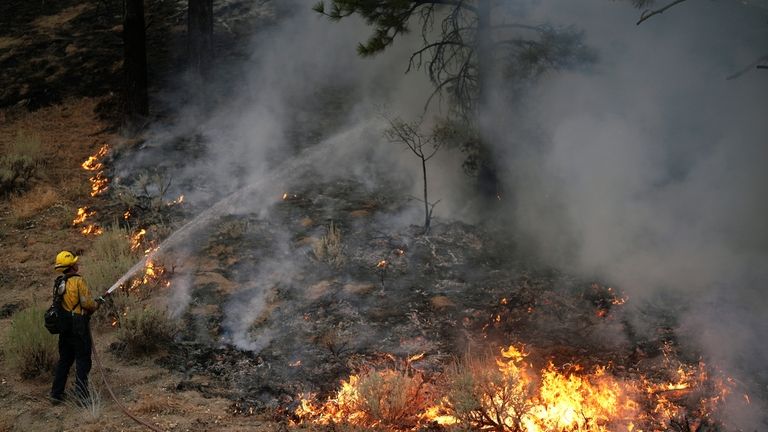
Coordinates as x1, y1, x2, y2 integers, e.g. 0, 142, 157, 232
50, 250, 105, 404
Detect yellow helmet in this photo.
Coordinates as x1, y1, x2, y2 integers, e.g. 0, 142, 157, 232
54, 250, 78, 272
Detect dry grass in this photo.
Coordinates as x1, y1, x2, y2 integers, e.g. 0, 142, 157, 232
3, 305, 58, 379
0, 130, 44, 196
9, 184, 58, 219
64, 380, 103, 420
313, 221, 345, 268
134, 393, 186, 415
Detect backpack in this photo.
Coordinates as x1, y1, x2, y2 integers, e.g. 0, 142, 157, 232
44, 275, 78, 335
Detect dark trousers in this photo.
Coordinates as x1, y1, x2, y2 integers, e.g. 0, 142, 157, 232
51, 327, 92, 399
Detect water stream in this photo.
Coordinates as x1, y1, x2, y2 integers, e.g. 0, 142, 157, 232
105, 142, 334, 295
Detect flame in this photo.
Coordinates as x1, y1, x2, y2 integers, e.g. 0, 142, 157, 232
130, 229, 147, 251
376, 260, 388, 269
72, 207, 93, 225
82, 144, 110, 196
89, 171, 109, 196
167, 194, 184, 206
72, 207, 102, 236
123, 209, 131, 220
297, 344, 733, 431
80, 225, 103, 236
290, 360, 302, 367
82, 144, 109, 171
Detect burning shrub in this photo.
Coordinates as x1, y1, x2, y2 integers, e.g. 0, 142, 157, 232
0, 131, 43, 196
3, 305, 57, 378
297, 368, 435, 429
442, 350, 535, 431
115, 297, 177, 357
312, 221, 345, 268
356, 369, 431, 426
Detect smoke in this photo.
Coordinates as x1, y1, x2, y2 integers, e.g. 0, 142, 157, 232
118, 0, 767, 427
489, 0, 768, 427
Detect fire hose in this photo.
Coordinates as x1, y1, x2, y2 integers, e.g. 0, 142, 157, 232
90, 327, 163, 432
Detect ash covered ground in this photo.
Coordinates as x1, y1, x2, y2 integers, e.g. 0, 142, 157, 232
143, 176, 679, 416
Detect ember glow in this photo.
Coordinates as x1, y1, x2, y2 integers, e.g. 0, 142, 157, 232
295, 344, 736, 431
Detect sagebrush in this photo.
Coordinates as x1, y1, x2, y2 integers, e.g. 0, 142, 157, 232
4, 305, 58, 378
0, 131, 43, 195
443, 354, 533, 431
115, 296, 177, 357
353, 369, 433, 427
81, 225, 140, 294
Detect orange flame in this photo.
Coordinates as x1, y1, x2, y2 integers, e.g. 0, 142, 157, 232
130, 229, 147, 251
72, 207, 93, 225
72, 207, 102, 236
81, 144, 109, 171
297, 345, 734, 431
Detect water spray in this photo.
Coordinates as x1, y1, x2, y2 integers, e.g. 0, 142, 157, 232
103, 142, 336, 296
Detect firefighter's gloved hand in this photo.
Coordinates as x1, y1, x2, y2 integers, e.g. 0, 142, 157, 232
95, 296, 106, 305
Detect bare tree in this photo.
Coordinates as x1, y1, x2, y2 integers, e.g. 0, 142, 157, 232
315, 1, 592, 201
384, 117, 442, 234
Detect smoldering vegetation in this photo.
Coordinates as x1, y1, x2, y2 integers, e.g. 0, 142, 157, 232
106, 0, 768, 429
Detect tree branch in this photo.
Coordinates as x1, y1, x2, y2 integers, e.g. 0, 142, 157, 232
726, 53, 768, 80
636, 0, 690, 25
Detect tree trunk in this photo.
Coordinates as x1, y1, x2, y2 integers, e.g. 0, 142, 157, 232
188, 0, 213, 77
123, 0, 149, 127
475, 0, 502, 200
422, 156, 430, 233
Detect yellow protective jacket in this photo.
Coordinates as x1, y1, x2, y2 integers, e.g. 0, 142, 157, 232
60, 275, 98, 315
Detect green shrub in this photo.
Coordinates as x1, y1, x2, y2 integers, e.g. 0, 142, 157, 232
4, 305, 58, 378
115, 297, 177, 357
81, 225, 139, 294
0, 131, 43, 196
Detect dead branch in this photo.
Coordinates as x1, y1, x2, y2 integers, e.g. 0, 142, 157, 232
636, 0, 690, 25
